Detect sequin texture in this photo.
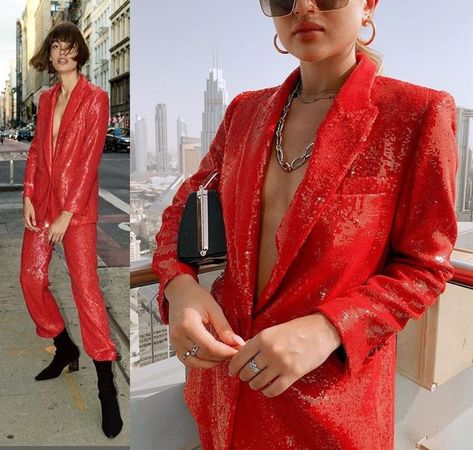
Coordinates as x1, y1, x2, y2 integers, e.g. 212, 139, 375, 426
152, 52, 458, 450
20, 75, 116, 361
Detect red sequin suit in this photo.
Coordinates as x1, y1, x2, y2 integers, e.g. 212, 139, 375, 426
153, 53, 458, 449
20, 74, 117, 361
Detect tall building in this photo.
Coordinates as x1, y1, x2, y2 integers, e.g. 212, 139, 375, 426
81, 2, 94, 80
109, 0, 130, 127
134, 114, 147, 174
130, 231, 141, 262
91, 0, 111, 93
21, 0, 50, 123
176, 116, 188, 173
456, 108, 473, 213
155, 104, 169, 172
15, 19, 23, 127
200, 68, 228, 157
181, 136, 201, 178
19, 0, 82, 124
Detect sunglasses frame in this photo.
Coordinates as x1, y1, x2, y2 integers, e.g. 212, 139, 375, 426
259, 0, 351, 18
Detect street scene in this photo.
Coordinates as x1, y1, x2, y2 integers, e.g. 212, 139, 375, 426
0, 0, 130, 446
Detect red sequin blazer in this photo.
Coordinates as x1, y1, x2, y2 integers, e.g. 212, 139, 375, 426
153, 52, 458, 450
23, 73, 109, 227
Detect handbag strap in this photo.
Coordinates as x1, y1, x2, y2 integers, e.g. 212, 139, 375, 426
199, 170, 219, 191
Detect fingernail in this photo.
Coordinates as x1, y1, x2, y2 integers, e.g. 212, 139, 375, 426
233, 335, 245, 345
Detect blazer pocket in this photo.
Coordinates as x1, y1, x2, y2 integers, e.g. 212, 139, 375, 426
336, 175, 395, 195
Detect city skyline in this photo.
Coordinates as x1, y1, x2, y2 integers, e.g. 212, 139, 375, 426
131, 0, 473, 158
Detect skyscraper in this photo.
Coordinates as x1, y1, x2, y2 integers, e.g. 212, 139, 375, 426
200, 68, 228, 157
134, 115, 147, 174
456, 108, 473, 212
155, 103, 169, 172
177, 116, 188, 173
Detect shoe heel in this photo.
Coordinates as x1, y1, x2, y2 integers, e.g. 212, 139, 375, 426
68, 359, 79, 372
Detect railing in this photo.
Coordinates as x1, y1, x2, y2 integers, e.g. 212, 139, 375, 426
130, 256, 472, 290
0, 148, 25, 191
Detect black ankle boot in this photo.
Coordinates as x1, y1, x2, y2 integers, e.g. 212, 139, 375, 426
93, 360, 123, 438
35, 328, 80, 381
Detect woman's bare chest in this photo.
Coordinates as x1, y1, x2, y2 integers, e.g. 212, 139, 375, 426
52, 95, 68, 154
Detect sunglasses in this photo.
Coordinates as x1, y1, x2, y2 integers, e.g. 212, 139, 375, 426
259, 0, 350, 17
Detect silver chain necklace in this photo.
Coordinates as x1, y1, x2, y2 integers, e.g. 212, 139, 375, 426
275, 80, 337, 173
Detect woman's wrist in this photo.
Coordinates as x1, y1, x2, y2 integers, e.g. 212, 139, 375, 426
165, 274, 198, 302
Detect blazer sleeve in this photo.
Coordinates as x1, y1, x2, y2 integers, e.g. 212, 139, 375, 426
63, 90, 109, 215
152, 93, 242, 325
315, 91, 458, 376
23, 93, 45, 198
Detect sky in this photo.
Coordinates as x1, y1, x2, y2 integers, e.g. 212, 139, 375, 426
131, 0, 473, 155
1, 1, 472, 152
0, 0, 24, 89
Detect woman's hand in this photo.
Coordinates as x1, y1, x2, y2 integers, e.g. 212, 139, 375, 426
47, 210, 73, 244
228, 313, 342, 398
166, 274, 245, 369
23, 197, 40, 232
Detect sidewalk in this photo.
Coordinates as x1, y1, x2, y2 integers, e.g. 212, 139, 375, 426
0, 192, 130, 447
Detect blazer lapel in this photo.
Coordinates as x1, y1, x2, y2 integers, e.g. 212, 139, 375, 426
242, 53, 380, 315
45, 74, 89, 175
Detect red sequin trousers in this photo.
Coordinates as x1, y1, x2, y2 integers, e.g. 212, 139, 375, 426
19, 212, 117, 361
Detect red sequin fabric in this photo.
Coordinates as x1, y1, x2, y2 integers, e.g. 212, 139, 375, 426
23, 73, 109, 226
153, 52, 458, 449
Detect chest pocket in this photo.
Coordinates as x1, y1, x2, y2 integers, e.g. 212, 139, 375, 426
336, 175, 396, 196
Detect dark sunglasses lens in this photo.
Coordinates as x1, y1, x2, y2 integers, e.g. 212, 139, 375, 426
260, 0, 349, 16
315, 0, 350, 11
260, 0, 294, 17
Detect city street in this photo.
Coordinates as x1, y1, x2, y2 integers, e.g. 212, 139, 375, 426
0, 138, 130, 446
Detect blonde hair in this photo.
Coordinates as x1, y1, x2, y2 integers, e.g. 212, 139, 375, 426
355, 41, 383, 74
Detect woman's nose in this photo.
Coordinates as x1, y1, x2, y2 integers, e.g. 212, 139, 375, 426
293, 0, 318, 15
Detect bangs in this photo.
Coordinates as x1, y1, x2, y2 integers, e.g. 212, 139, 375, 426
48, 23, 83, 51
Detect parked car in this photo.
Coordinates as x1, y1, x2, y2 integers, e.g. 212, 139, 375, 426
104, 127, 130, 153
17, 128, 32, 142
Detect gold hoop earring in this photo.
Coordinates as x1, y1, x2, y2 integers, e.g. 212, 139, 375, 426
273, 34, 289, 54
358, 17, 377, 46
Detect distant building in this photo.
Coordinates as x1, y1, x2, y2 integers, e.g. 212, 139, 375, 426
130, 231, 141, 262
456, 108, 473, 213
137, 285, 174, 367
134, 115, 147, 174
181, 136, 201, 178
91, 0, 111, 94
109, 0, 130, 126
176, 116, 188, 173
155, 104, 169, 172
200, 68, 228, 157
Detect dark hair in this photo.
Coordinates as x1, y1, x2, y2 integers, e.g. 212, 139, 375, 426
29, 21, 89, 73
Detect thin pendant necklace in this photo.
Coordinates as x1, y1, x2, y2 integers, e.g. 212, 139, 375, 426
275, 79, 338, 173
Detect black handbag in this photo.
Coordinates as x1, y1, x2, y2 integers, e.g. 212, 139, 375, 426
177, 171, 227, 266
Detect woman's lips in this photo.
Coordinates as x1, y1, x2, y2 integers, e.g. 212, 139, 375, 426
292, 21, 325, 39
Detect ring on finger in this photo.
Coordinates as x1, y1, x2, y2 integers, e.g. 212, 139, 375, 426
190, 344, 199, 356
248, 357, 263, 374
183, 350, 192, 360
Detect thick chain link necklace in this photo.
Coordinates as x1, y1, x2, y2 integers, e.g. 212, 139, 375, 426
275, 79, 337, 173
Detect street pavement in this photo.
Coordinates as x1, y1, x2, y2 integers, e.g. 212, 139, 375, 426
0, 138, 130, 447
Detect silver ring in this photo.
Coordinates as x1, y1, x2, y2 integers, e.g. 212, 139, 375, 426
190, 344, 199, 356
248, 357, 263, 374
182, 350, 191, 360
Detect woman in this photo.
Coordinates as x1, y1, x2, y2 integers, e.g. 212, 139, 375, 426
153, 1, 458, 449
20, 22, 123, 439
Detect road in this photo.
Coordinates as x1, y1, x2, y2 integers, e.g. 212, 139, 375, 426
0, 138, 129, 267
